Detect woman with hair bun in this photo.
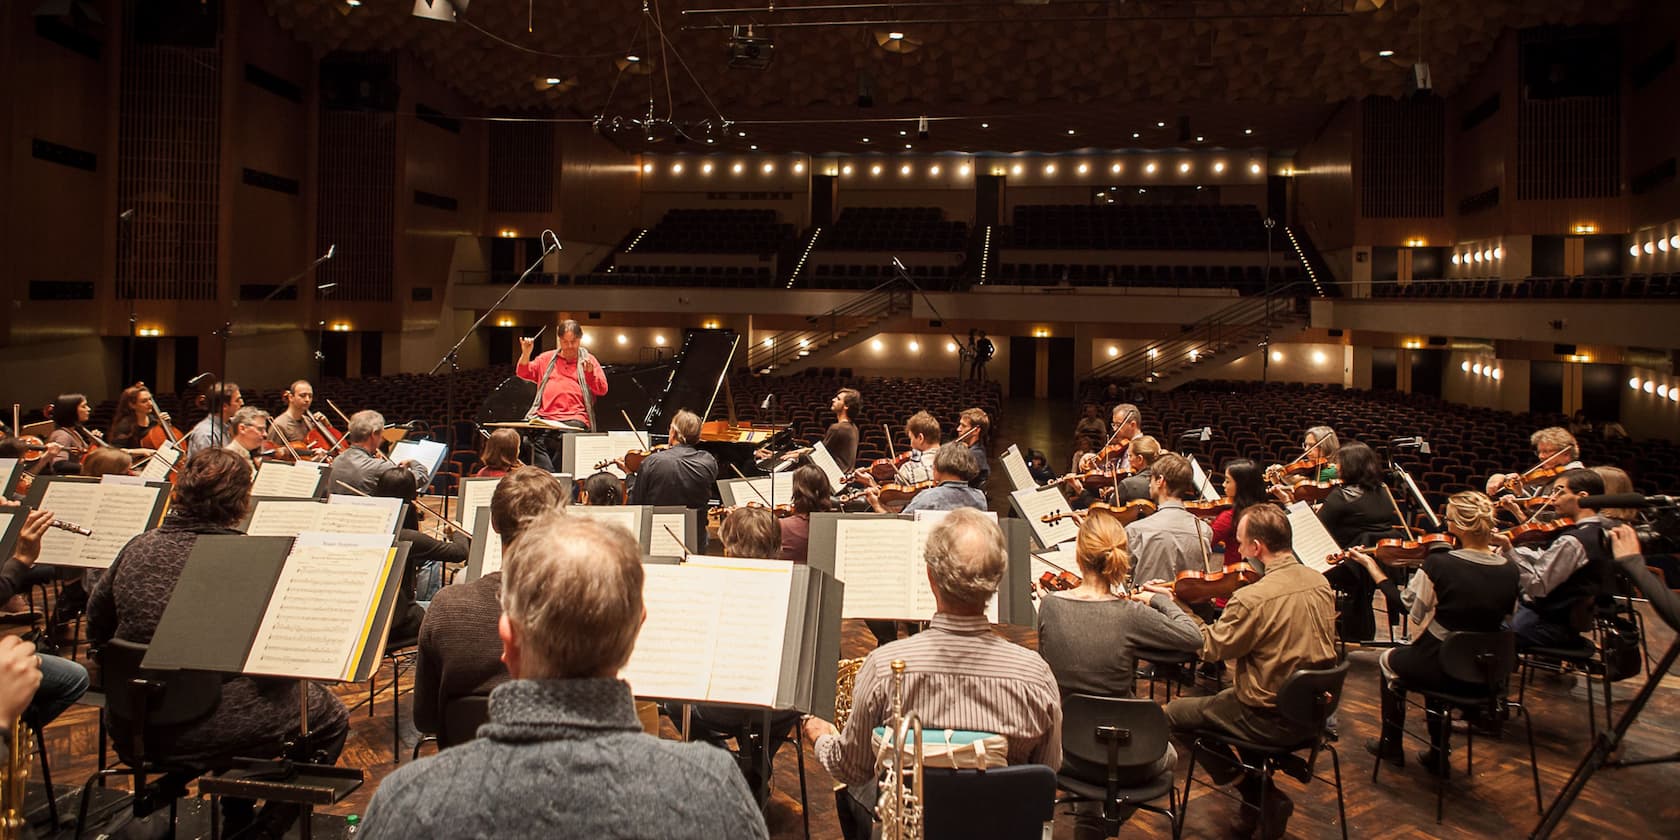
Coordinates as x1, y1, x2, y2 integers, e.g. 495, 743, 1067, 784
1359, 490, 1519, 775
1036, 507, 1203, 839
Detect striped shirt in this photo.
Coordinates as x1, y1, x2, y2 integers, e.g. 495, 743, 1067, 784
815, 613, 1062, 785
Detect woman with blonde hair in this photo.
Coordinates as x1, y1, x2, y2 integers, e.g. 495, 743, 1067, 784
1036, 508, 1202, 839
1592, 466, 1639, 526
475, 429, 524, 478
1361, 491, 1519, 775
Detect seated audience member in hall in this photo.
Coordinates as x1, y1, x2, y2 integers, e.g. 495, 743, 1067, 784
801, 508, 1061, 837
1160, 504, 1336, 840
90, 449, 349, 837
363, 514, 768, 839
1037, 507, 1201, 840
413, 467, 567, 738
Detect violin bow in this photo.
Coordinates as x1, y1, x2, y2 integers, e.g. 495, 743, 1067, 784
622, 410, 649, 450
1380, 483, 1417, 541
728, 463, 773, 506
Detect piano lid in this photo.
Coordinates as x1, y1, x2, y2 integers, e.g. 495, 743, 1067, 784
648, 328, 740, 431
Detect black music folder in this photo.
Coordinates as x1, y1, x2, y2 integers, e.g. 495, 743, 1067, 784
142, 535, 407, 683
806, 511, 1034, 626
620, 561, 844, 719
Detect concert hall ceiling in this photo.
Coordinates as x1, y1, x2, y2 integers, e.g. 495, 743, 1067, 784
266, 0, 1639, 153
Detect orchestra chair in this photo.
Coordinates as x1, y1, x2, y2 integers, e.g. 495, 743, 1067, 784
410, 694, 491, 760
1375, 630, 1540, 823
1135, 649, 1198, 702
1516, 598, 1640, 739
1055, 695, 1181, 838
921, 765, 1057, 840
683, 708, 810, 838
74, 639, 223, 838
1179, 661, 1350, 840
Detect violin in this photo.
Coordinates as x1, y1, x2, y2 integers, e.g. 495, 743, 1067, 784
596, 444, 671, 474
1169, 561, 1262, 604
1500, 465, 1570, 496
849, 451, 912, 484
1500, 517, 1575, 547
708, 501, 796, 524
1041, 499, 1156, 527
1184, 497, 1232, 519
1047, 469, 1115, 491
1264, 456, 1331, 484
11, 435, 48, 463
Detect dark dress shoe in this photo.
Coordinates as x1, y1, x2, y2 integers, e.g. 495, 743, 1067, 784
1365, 738, 1405, 768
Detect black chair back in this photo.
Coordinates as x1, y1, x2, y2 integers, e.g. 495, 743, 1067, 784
439, 695, 491, 749
1275, 660, 1351, 729
1439, 630, 1516, 693
1058, 694, 1169, 783
921, 764, 1057, 840
98, 638, 222, 764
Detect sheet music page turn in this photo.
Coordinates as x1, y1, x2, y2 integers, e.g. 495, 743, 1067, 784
1286, 501, 1343, 573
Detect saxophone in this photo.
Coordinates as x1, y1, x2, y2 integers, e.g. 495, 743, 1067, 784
876, 660, 924, 840
1, 716, 31, 840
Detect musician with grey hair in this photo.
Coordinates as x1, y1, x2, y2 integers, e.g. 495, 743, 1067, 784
361, 513, 768, 839
629, 408, 718, 552
222, 406, 271, 469
870, 442, 988, 514
801, 508, 1061, 835
327, 409, 429, 497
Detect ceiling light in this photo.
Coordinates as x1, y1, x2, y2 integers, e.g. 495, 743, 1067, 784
1378, 49, 1395, 57
1011, 163, 1023, 176
1473, 363, 1483, 375
1250, 162, 1262, 175
1662, 385, 1671, 399
626, 54, 641, 63
1195, 135, 1205, 142
1178, 162, 1191, 173
861, 137, 870, 143
793, 162, 805, 173
1646, 380, 1656, 394
1145, 162, 1157, 174
762, 162, 774, 173
731, 162, 743, 174
1462, 360, 1471, 372
544, 77, 561, 85
1213, 162, 1226, 173
1067, 128, 1076, 135
1670, 234, 1679, 249
899, 130, 908, 136
980, 122, 990, 129
671, 163, 683, 174
904, 143, 912, 149
411, 0, 464, 23
930, 165, 941, 175
1493, 246, 1503, 259
900, 164, 912, 175
870, 164, 882, 175
750, 144, 758, 150
1661, 238, 1671, 252
1244, 128, 1254, 135
1111, 163, 1122, 174
706, 138, 715, 144
701, 162, 714, 174
1156, 121, 1166, 128
1132, 132, 1141, 139
1492, 368, 1502, 380
641, 163, 653, 173
1630, 244, 1640, 257
1451, 253, 1461, 265
1630, 377, 1642, 390
1645, 241, 1656, 255
1044, 163, 1056, 175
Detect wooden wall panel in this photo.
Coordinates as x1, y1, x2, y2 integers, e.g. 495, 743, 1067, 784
1293, 101, 1356, 252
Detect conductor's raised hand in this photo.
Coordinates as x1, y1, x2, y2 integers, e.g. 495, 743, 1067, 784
518, 336, 535, 356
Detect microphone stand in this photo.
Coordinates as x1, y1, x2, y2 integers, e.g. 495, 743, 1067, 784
1386, 437, 1440, 530
430, 231, 560, 452
888, 257, 969, 381
209, 246, 337, 447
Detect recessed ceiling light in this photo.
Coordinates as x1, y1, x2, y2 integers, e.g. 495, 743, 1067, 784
899, 130, 908, 136
626, 54, 641, 62
888, 31, 905, 40
737, 131, 746, 137
544, 77, 561, 85
706, 138, 714, 144
1195, 135, 1205, 142
749, 144, 758, 150
1132, 132, 1140, 139
1244, 128, 1254, 135
861, 137, 870, 143
1066, 128, 1076, 135
980, 122, 990, 128
1378, 49, 1395, 57
1156, 121, 1166, 128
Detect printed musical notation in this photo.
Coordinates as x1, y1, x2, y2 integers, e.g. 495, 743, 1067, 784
251, 459, 325, 499
1286, 501, 1343, 573
244, 539, 392, 681
1011, 485, 1078, 548
36, 480, 164, 569
621, 563, 794, 708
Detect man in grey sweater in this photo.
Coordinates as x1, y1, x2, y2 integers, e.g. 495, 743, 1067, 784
362, 513, 768, 839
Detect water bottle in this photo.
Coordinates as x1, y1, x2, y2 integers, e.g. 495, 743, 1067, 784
345, 814, 360, 835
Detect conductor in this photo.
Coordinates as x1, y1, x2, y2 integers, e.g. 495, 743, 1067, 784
517, 319, 609, 430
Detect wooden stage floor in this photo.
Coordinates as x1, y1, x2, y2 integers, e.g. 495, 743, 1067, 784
29, 599, 1680, 839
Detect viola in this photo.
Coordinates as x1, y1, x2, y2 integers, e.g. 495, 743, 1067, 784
838, 479, 936, 510
1037, 570, 1082, 593
1041, 499, 1156, 527
1170, 562, 1262, 604
1365, 532, 1457, 566
1500, 517, 1575, 547
1279, 479, 1340, 504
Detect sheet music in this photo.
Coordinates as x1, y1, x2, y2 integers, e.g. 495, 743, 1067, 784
138, 442, 180, 482
1010, 486, 1079, 548
251, 459, 325, 499
832, 518, 914, 619
77, 483, 164, 568
247, 501, 329, 537
569, 432, 646, 480
1001, 445, 1037, 492
651, 512, 689, 556
566, 506, 641, 541
621, 564, 723, 701
0, 459, 17, 495
1032, 542, 1079, 579
35, 481, 104, 568
324, 495, 403, 534
770, 471, 794, 503
1188, 456, 1222, 502
909, 512, 999, 622
244, 535, 394, 681
389, 439, 448, 485
1286, 501, 1343, 573
458, 478, 499, 530
809, 442, 847, 492
620, 563, 793, 707
99, 474, 146, 486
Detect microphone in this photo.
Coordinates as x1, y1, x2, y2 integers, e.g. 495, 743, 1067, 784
1581, 494, 1678, 510
317, 283, 337, 292
187, 372, 216, 387
760, 394, 775, 411
325, 244, 336, 260
891, 257, 907, 273
1179, 427, 1212, 442
1392, 436, 1432, 454
541, 230, 563, 253
118, 208, 135, 222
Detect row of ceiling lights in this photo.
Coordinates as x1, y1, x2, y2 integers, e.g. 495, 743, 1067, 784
1629, 376, 1680, 402
645, 159, 1264, 177
1451, 246, 1503, 265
